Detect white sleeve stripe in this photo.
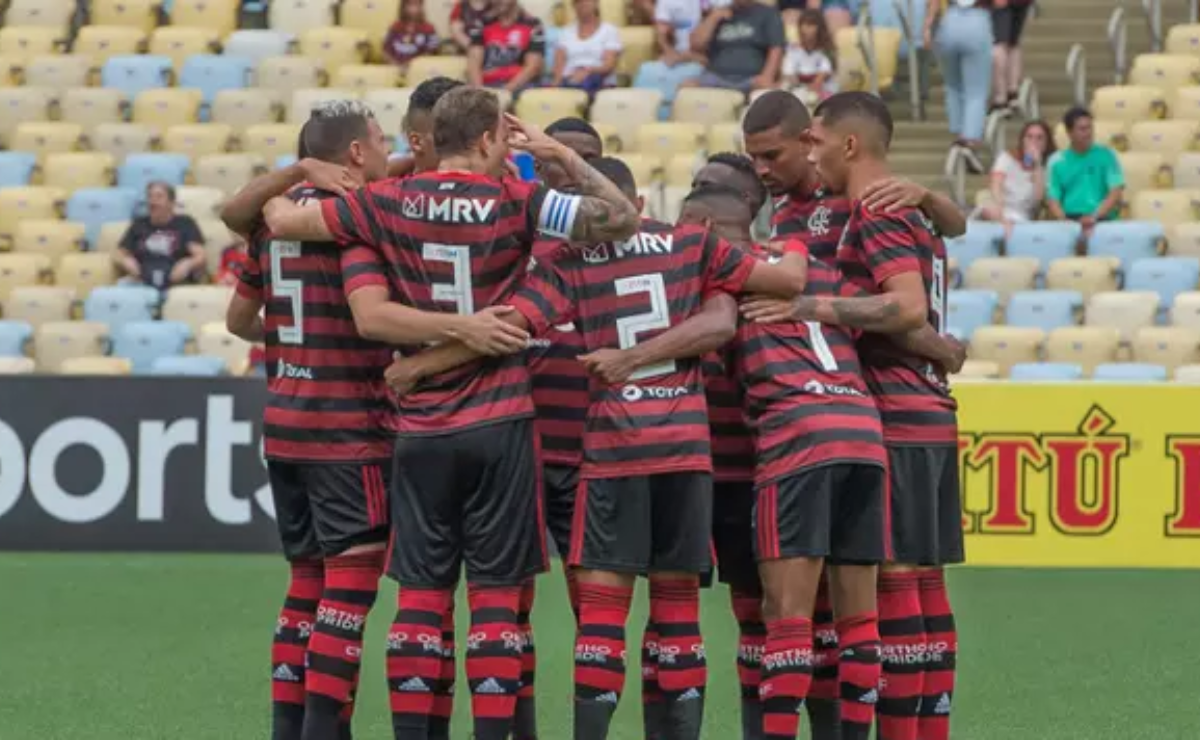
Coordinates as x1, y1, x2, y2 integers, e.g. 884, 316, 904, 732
538, 190, 582, 239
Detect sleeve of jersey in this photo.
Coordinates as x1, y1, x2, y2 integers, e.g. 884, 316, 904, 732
507, 263, 576, 335
861, 210, 923, 288
320, 185, 382, 246
235, 232, 264, 300
340, 245, 389, 295
530, 183, 582, 241
703, 233, 759, 295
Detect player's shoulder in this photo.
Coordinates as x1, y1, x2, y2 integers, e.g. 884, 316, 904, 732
288, 183, 340, 204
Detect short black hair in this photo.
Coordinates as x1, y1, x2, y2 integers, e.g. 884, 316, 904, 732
704, 151, 767, 207
545, 117, 600, 140
813, 91, 894, 152
1063, 106, 1092, 132
298, 100, 375, 162
146, 180, 176, 201
683, 182, 752, 212
405, 76, 465, 132
743, 90, 811, 137
590, 156, 638, 201
432, 86, 502, 157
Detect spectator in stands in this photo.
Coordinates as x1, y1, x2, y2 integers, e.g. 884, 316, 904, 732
1046, 107, 1125, 238
467, 0, 546, 95
681, 0, 785, 93
634, 0, 709, 117
449, 0, 493, 52
925, 0, 992, 173
382, 0, 440, 68
113, 182, 207, 292
782, 8, 837, 107
991, 0, 1033, 111
976, 119, 1054, 233
551, 0, 623, 94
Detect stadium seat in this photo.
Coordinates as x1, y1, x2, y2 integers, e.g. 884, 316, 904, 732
0, 27, 64, 66
241, 123, 303, 164
33, 320, 110, 373
1006, 221, 1082, 272
211, 89, 281, 134
112, 319, 192, 373
636, 123, 706, 157
162, 285, 232, 335
66, 188, 140, 247
1091, 85, 1167, 124
1045, 256, 1120, 298
405, 55, 468, 85
616, 27, 655, 83
101, 56, 174, 99
1118, 151, 1172, 193
0, 87, 54, 148
1045, 326, 1122, 374
1174, 152, 1200, 190
95, 221, 131, 254
87, 123, 161, 164
150, 27, 221, 71
1166, 24, 1200, 55
13, 220, 86, 259
363, 88, 413, 141
664, 154, 700, 187
1128, 120, 1200, 160
91, 0, 160, 33
1008, 362, 1085, 381
647, 185, 689, 223
0, 356, 36, 373
84, 284, 161, 330
170, 0, 241, 37
1053, 118, 1129, 152
951, 359, 1001, 381
516, 89, 590, 128
151, 353, 228, 375
179, 55, 253, 110
1171, 221, 1200, 258
1086, 290, 1160, 343
613, 153, 661, 188
268, 0, 339, 37
197, 321, 251, 372
173, 186, 225, 219
706, 123, 743, 155
671, 88, 743, 126
194, 153, 265, 195
56, 252, 118, 296
11, 122, 85, 164
162, 123, 234, 159
1131, 189, 1200, 229
340, 0, 400, 59
42, 152, 117, 192
1130, 53, 1200, 90
0, 253, 51, 302
334, 64, 401, 92
193, 218, 237, 273
1174, 86, 1200, 123
947, 290, 998, 341
963, 257, 1039, 304
1132, 326, 1200, 370
60, 355, 133, 374
223, 30, 295, 66
591, 88, 662, 153
835, 26, 901, 91
944, 220, 1004, 272
0, 319, 33, 356
24, 55, 94, 92
1005, 290, 1082, 332
1087, 220, 1164, 275
967, 325, 1045, 375
299, 27, 370, 72
0, 152, 39, 187
288, 88, 361, 124
256, 55, 326, 95
117, 153, 191, 192
1092, 361, 1168, 382
1125, 257, 1200, 317
1171, 291, 1200, 330
0, 187, 66, 250
59, 88, 128, 132
3, 285, 74, 329
74, 26, 149, 70
132, 88, 204, 132
1175, 364, 1200, 382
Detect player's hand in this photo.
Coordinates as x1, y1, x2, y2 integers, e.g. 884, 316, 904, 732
300, 158, 357, 196
505, 113, 566, 163
941, 334, 968, 374
578, 348, 640, 384
446, 306, 530, 356
385, 355, 422, 397
860, 177, 929, 214
740, 295, 800, 323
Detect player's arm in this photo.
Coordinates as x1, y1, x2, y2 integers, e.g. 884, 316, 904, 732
220, 159, 360, 238
836, 277, 965, 372
226, 242, 266, 342
740, 249, 808, 297
858, 177, 967, 238
768, 272, 927, 333
262, 197, 336, 241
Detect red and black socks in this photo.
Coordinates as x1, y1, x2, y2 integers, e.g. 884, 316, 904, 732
430, 602, 456, 740
731, 590, 766, 740
807, 582, 841, 740
574, 581, 633, 740
641, 618, 666, 740
387, 587, 453, 740
466, 584, 524, 740
649, 577, 706, 740
877, 571, 924, 740
761, 616, 814, 740
272, 560, 324, 740
514, 579, 539, 739
837, 612, 882, 740
917, 569, 956, 740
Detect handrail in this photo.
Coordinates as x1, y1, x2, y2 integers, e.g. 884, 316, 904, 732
1107, 6, 1128, 84
1141, 0, 1163, 53
1066, 43, 1088, 109
1192, 0, 1198, 24
856, 7, 879, 97
1018, 76, 1040, 121
944, 147, 968, 208
894, 0, 925, 121
984, 109, 1008, 158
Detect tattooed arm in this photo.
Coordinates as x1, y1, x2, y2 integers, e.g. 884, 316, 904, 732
745, 272, 929, 333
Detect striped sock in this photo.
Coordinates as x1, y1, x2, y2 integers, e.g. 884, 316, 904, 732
877, 572, 924, 740
272, 560, 323, 740
917, 569, 956, 740
429, 600, 456, 740
761, 616, 814, 740
837, 612, 882, 740
731, 590, 766, 740
514, 579, 539, 739
466, 584, 523, 740
807, 580, 841, 740
574, 582, 633, 740
388, 588, 453, 740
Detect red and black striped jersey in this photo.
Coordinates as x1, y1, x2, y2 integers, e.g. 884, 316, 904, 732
323, 171, 577, 436
238, 184, 395, 463
733, 246, 885, 486
836, 202, 958, 444
526, 239, 588, 466
770, 184, 852, 262
703, 350, 754, 483
508, 220, 759, 479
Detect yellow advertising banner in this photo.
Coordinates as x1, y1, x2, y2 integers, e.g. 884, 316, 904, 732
956, 383, 1200, 568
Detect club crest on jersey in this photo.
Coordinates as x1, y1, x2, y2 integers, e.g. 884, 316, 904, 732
807, 206, 831, 237
404, 194, 497, 223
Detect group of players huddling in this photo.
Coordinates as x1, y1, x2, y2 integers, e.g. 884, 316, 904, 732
220, 77, 970, 740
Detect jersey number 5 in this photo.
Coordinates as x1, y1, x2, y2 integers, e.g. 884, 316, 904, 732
270, 240, 303, 345
615, 273, 677, 381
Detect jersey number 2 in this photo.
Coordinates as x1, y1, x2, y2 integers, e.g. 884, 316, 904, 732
270, 240, 303, 345
615, 273, 677, 381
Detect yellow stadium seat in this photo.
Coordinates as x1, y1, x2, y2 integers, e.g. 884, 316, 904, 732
963, 256, 1039, 304
13, 219, 86, 258
1172, 292, 1200, 330
241, 123, 303, 164
299, 27, 370, 72
648, 184, 689, 223
73, 25, 148, 66
836, 27, 901, 91
197, 321, 252, 372
12, 122, 85, 163
3, 285, 74, 328
339, 0, 401, 60
56, 253, 118, 296
193, 218, 237, 272
0, 356, 36, 373
34, 321, 110, 372
288, 88, 361, 124
61, 356, 132, 375
1167, 24, 1200, 56
1173, 153, 1200, 190
0, 253, 52, 302
0, 86, 53, 148
967, 326, 1045, 375
1170, 222, 1200, 258
4, 0, 74, 33
1091, 85, 1167, 124
88, 123, 160, 162
405, 55, 467, 85
0, 27, 65, 64
1128, 120, 1200, 159
163, 285, 233, 335
664, 154, 699, 187
211, 89, 281, 133
636, 122, 706, 156
132, 88, 203, 132
0, 187, 66, 250
162, 123, 234, 159
1085, 290, 1160, 343
174, 186, 226, 219
590, 122, 621, 153
363, 88, 413, 139
0, 56, 22, 87
951, 359, 1001, 381
91, 0, 160, 34
1173, 86, 1200, 122
24, 55, 94, 92
1130, 53, 1200, 89
269, 0, 339, 36
1131, 326, 1200, 370
334, 64, 400, 92
590, 88, 662, 153
1053, 118, 1129, 152
515, 88, 589, 128
1175, 363, 1200, 382
707, 122, 744, 154
256, 55, 327, 94
615, 26, 654, 81
1045, 326, 1122, 373
95, 221, 131, 254
149, 26, 220, 70
1116, 151, 1171, 193
59, 88, 128, 132
1131, 189, 1200, 228
614, 153, 661, 187
672, 87, 743, 126
1044, 256, 1120, 299
194, 153, 265, 195
42, 153, 116, 192
169, 0, 240, 37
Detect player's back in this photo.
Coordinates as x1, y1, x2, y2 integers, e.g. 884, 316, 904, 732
703, 349, 755, 483
251, 184, 394, 462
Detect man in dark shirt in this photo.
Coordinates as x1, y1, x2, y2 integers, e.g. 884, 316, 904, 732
114, 181, 207, 291
682, 0, 785, 93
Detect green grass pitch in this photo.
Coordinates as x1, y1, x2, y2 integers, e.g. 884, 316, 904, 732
2, 554, 1199, 739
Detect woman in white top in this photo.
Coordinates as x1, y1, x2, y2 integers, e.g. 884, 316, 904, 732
976, 119, 1055, 231
552, 0, 623, 95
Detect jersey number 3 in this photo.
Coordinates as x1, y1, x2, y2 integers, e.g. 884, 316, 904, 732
270, 240, 304, 345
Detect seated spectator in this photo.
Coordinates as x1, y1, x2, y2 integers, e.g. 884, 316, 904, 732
113, 181, 207, 292
449, 0, 493, 53
382, 0, 440, 68
782, 9, 837, 107
551, 0, 623, 95
682, 0, 785, 94
215, 236, 250, 287
976, 119, 1054, 232
634, 0, 710, 118
467, 0, 546, 96
1046, 107, 1125, 238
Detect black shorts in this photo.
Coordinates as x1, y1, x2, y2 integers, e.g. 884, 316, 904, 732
570, 472, 713, 574
992, 3, 1031, 46
543, 463, 579, 559
886, 444, 965, 566
268, 460, 390, 561
754, 463, 886, 564
389, 419, 548, 588
712, 480, 761, 595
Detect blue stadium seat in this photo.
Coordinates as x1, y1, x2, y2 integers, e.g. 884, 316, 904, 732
101, 55, 174, 99
118, 153, 191, 192
1092, 362, 1169, 382
1007, 221, 1083, 273
1009, 362, 1085, 381
945, 220, 1003, 273
179, 55, 253, 115
0, 152, 38, 187
1087, 221, 1164, 275
83, 285, 161, 331
113, 320, 191, 373
946, 325, 966, 341
150, 353, 227, 375
66, 188, 140, 247
223, 30, 294, 65
947, 289, 998, 340
0, 319, 33, 356
1125, 257, 1200, 320
1005, 290, 1083, 332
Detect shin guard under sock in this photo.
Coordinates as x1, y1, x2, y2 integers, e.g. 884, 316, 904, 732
387, 588, 453, 740
429, 599, 456, 740
917, 569, 955, 740
272, 560, 324, 740
574, 582, 633, 740
761, 616, 814, 740
877, 572, 924, 740
641, 618, 666, 740
837, 612, 881, 740
807, 580, 840, 740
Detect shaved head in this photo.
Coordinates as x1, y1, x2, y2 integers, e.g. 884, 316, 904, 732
678, 183, 754, 245
812, 91, 894, 155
